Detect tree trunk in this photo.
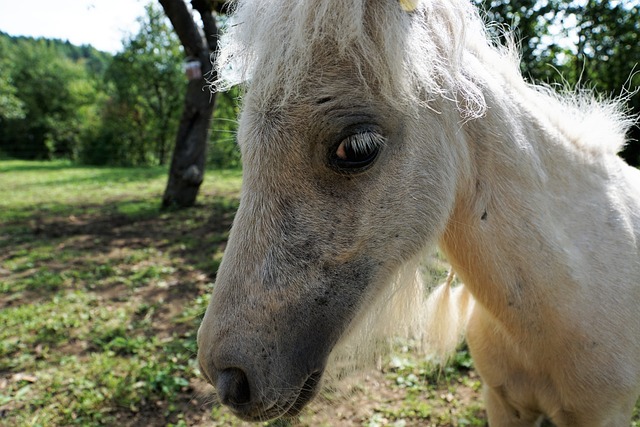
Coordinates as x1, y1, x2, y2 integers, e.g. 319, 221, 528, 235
159, 0, 219, 208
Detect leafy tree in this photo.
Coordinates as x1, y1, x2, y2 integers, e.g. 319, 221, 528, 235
80, 4, 185, 166
565, 0, 640, 164
0, 37, 100, 159
474, 0, 640, 165
0, 37, 25, 121
0, 75, 24, 121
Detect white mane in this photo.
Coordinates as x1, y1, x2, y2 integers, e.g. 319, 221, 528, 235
215, 0, 633, 155
215, 0, 488, 116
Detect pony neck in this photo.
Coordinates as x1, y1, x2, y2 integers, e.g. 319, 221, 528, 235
439, 78, 606, 326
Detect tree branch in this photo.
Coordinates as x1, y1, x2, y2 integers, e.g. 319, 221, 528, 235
191, 0, 219, 53
158, 0, 205, 58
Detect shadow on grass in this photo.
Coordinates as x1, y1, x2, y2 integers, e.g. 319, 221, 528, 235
0, 189, 246, 425
0, 194, 239, 306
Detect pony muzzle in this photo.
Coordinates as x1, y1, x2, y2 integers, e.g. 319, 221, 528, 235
213, 367, 324, 421
199, 343, 325, 421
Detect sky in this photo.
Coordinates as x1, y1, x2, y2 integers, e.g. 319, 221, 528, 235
0, 0, 149, 53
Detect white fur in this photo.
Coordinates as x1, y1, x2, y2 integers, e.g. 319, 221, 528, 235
215, 0, 487, 115
206, 0, 640, 425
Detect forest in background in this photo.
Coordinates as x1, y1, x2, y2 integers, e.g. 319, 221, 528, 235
0, 3, 240, 169
0, 0, 638, 168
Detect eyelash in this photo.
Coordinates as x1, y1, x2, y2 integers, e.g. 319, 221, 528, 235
332, 132, 385, 172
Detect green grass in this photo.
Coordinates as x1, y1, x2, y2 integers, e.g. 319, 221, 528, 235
0, 160, 242, 426
0, 159, 638, 426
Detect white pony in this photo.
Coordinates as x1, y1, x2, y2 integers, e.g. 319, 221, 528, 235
197, 0, 640, 425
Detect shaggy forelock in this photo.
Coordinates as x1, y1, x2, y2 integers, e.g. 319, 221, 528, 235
215, 0, 633, 155
214, 0, 490, 115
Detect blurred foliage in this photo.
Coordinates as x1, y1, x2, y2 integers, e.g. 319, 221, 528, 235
79, 4, 184, 166
0, 37, 26, 121
0, 33, 107, 160
0, 4, 240, 169
474, 0, 640, 164
209, 87, 241, 169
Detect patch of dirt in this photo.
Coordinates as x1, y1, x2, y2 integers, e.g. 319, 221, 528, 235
173, 369, 486, 427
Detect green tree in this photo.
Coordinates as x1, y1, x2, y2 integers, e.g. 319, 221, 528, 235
474, 0, 640, 165
0, 37, 100, 159
0, 74, 24, 121
566, 0, 640, 164
0, 37, 25, 122
81, 3, 184, 166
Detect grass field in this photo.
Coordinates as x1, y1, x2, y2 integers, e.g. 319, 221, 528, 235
0, 160, 638, 426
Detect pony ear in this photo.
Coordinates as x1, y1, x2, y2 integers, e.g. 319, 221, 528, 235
398, 0, 420, 12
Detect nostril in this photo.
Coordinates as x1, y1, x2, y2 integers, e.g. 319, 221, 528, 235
217, 367, 251, 407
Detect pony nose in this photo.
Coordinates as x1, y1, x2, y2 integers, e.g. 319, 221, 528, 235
217, 367, 251, 408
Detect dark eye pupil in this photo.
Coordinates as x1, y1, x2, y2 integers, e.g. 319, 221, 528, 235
333, 133, 382, 171
344, 143, 372, 162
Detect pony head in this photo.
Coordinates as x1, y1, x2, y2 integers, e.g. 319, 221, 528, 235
197, 0, 485, 420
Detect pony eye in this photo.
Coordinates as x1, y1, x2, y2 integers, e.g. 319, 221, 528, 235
332, 132, 384, 171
